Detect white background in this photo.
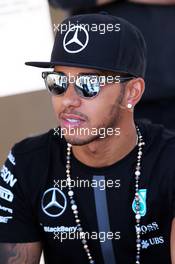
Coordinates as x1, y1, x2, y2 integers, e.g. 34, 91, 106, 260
0, 0, 53, 97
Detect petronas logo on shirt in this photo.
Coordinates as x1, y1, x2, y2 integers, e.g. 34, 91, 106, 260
132, 189, 147, 217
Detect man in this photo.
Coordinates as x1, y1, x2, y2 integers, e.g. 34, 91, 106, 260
49, 0, 175, 129
0, 13, 174, 264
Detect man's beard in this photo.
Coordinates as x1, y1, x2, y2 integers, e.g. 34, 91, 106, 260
64, 97, 122, 146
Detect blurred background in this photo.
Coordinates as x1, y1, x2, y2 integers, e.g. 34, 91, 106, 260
0, 1, 175, 262
0, 1, 67, 166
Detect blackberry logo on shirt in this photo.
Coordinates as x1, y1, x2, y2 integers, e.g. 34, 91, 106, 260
132, 189, 147, 217
41, 187, 67, 218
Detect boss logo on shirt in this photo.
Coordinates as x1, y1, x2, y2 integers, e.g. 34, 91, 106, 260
139, 222, 159, 234
132, 189, 147, 217
41, 187, 67, 218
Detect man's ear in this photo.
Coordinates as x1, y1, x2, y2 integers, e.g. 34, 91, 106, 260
124, 78, 145, 109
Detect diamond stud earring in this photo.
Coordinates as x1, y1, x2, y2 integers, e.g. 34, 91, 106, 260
127, 103, 133, 109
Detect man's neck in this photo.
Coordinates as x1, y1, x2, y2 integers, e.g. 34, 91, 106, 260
72, 122, 137, 168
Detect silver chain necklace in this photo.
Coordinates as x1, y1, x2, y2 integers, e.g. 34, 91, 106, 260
65, 126, 145, 264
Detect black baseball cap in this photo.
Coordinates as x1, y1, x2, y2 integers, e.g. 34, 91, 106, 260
25, 12, 147, 78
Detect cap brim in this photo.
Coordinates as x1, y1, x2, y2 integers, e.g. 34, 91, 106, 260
25, 62, 54, 68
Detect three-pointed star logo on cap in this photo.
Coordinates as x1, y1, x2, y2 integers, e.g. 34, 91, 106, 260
63, 25, 89, 54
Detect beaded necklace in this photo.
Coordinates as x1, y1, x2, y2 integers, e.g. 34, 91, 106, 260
65, 126, 145, 264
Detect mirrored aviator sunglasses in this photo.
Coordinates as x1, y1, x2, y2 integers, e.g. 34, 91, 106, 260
42, 71, 135, 99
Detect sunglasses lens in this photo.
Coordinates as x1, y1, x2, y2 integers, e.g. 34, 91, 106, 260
76, 75, 100, 98
45, 73, 67, 95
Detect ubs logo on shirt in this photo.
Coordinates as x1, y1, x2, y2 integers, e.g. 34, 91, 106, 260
41, 187, 67, 218
141, 236, 164, 249
132, 189, 147, 217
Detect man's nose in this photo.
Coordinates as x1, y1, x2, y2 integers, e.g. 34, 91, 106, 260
61, 83, 81, 108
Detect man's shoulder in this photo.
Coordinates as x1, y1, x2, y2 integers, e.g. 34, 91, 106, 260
138, 120, 175, 151
13, 128, 56, 155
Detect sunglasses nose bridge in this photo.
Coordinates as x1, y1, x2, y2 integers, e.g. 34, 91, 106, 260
66, 81, 77, 96
62, 82, 81, 107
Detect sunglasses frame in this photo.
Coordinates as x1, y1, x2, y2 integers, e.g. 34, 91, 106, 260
42, 71, 135, 99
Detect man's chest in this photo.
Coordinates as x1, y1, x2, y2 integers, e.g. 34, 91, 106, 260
37, 167, 171, 263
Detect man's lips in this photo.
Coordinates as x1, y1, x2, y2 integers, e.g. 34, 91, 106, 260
60, 113, 86, 128
61, 114, 86, 121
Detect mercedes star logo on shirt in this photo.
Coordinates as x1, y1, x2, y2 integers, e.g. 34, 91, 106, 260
63, 25, 89, 54
41, 187, 67, 217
